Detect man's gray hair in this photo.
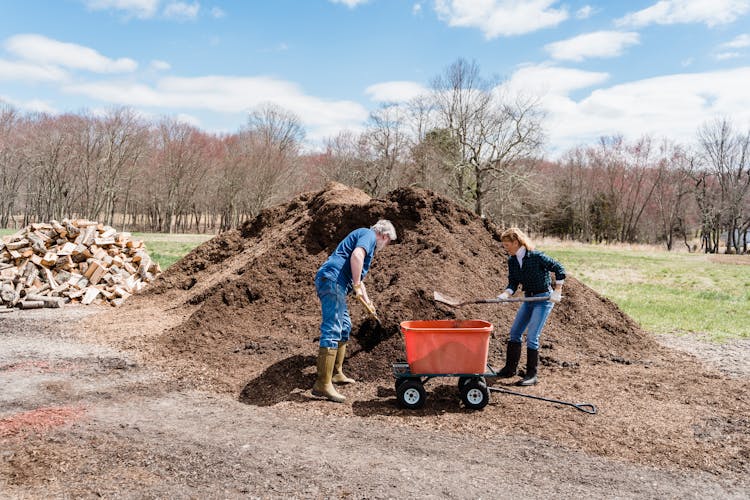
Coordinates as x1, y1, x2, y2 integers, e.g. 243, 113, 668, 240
371, 219, 397, 241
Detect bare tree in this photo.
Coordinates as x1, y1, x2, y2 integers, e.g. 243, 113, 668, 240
239, 103, 305, 219
0, 104, 29, 227
617, 136, 664, 242
430, 58, 545, 217
97, 108, 149, 226
651, 140, 696, 250
24, 113, 83, 222
317, 130, 368, 190
359, 104, 412, 196
145, 119, 211, 233
698, 118, 750, 253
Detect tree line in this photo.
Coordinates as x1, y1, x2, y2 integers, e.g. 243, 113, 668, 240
1, 58, 749, 253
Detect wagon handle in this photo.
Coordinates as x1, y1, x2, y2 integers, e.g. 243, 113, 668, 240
488, 386, 597, 414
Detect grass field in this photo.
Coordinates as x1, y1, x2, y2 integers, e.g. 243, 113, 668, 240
3, 228, 748, 339
544, 241, 750, 340
132, 232, 213, 270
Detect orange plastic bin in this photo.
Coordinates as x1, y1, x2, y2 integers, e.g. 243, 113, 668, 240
400, 319, 494, 374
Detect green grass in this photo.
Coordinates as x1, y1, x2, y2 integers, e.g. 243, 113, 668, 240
132, 233, 213, 270
544, 242, 750, 340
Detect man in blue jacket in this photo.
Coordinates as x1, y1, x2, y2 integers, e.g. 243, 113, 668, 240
312, 219, 397, 402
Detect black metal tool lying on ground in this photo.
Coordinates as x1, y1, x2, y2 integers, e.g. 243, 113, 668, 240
487, 385, 597, 414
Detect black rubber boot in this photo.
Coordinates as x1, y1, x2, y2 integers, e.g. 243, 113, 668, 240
517, 348, 538, 386
495, 341, 522, 378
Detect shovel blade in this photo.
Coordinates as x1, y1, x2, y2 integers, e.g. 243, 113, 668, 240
433, 291, 463, 307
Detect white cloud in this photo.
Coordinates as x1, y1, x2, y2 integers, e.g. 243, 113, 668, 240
0, 94, 58, 114
0, 59, 69, 82
329, 0, 369, 7
365, 81, 428, 102
175, 112, 202, 127
5, 34, 137, 73
150, 59, 171, 71
545, 31, 640, 61
163, 1, 199, 20
715, 51, 741, 60
434, 0, 568, 38
513, 65, 750, 154
576, 5, 594, 19
721, 33, 750, 48
63, 75, 370, 142
83, 0, 160, 19
210, 6, 225, 18
502, 64, 609, 97
617, 0, 750, 28
413, 2, 423, 15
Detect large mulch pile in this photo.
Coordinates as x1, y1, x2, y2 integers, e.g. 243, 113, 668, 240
91, 182, 749, 479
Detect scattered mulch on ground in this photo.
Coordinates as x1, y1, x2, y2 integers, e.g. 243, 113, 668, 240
0, 360, 75, 373
88, 182, 750, 478
0, 406, 87, 438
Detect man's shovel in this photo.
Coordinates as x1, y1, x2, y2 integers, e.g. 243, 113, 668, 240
433, 291, 549, 307
357, 294, 382, 325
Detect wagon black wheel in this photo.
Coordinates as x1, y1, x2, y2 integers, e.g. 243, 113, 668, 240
460, 379, 489, 410
458, 376, 472, 389
397, 379, 427, 409
394, 377, 409, 392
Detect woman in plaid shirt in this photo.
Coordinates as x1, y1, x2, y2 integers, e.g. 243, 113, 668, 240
495, 228, 565, 386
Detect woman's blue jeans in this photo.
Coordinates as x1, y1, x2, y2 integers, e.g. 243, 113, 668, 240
315, 276, 351, 349
508, 292, 554, 351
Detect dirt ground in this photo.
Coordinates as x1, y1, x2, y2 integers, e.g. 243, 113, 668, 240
2, 183, 749, 498
0, 307, 747, 499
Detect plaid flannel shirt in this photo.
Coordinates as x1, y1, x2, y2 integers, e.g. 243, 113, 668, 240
505, 250, 566, 295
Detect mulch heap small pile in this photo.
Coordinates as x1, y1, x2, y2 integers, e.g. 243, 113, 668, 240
0, 220, 160, 309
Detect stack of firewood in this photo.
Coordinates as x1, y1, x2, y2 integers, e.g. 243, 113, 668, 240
0, 220, 160, 309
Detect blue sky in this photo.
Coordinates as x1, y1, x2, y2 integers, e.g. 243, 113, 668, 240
1, 0, 749, 156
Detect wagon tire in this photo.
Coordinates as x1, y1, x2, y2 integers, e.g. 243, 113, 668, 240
460, 379, 489, 410
394, 377, 409, 392
397, 380, 427, 410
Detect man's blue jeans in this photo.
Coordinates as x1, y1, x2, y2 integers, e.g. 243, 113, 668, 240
508, 292, 554, 350
315, 276, 351, 349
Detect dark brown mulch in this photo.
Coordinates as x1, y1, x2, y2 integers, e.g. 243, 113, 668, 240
98, 182, 749, 478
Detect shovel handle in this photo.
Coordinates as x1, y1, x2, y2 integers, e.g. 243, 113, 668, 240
433, 291, 551, 307
356, 294, 380, 323
479, 296, 550, 303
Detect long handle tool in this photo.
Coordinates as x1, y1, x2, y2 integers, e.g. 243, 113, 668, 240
433, 291, 549, 307
488, 386, 597, 414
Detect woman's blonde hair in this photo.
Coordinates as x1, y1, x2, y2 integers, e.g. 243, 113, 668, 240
500, 227, 535, 251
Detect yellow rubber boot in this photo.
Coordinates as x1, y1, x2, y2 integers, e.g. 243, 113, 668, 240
312, 347, 346, 403
332, 341, 355, 385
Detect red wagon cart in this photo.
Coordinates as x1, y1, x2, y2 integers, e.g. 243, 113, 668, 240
394, 319, 496, 410
394, 318, 597, 413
